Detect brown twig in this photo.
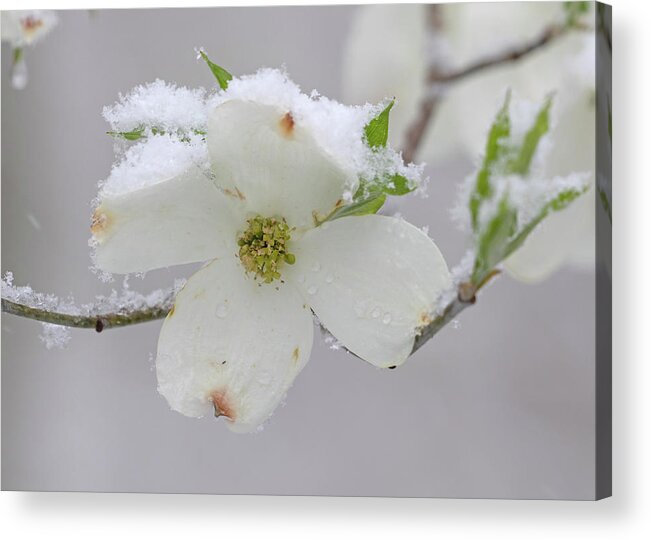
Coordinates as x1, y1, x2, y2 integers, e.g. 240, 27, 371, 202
402, 22, 572, 162
402, 4, 446, 164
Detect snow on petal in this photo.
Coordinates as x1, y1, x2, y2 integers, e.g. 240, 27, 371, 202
287, 215, 451, 368
103, 80, 209, 135
209, 68, 425, 202
99, 132, 209, 197
92, 160, 241, 275
156, 257, 313, 433
207, 99, 357, 229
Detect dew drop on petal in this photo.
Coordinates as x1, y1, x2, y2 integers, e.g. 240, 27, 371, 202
311, 261, 321, 272
382, 313, 392, 325
325, 274, 334, 284
307, 285, 318, 295
216, 304, 228, 318
354, 299, 368, 317
298, 274, 306, 284
371, 307, 381, 319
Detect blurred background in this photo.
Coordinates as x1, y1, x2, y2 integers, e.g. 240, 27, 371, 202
2, 5, 596, 499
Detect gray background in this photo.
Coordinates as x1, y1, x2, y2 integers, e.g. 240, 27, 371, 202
1, 7, 595, 499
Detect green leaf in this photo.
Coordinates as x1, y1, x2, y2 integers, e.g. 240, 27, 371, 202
564, 1, 590, 27
358, 101, 416, 200
198, 50, 233, 90
321, 193, 387, 224
353, 173, 414, 201
599, 187, 612, 224
107, 127, 146, 141
383, 174, 414, 196
364, 100, 394, 149
470, 91, 511, 231
472, 197, 517, 285
505, 186, 588, 259
13, 47, 23, 65
106, 126, 206, 142
507, 95, 552, 176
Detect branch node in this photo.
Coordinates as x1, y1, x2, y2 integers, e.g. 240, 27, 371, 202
458, 282, 477, 304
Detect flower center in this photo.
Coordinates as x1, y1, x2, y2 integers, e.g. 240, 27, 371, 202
21, 16, 44, 33
237, 215, 295, 283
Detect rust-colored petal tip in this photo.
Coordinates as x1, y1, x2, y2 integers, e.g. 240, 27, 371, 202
90, 208, 112, 237
278, 112, 295, 138
210, 390, 236, 420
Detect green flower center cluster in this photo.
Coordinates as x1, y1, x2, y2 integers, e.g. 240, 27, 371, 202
237, 215, 295, 283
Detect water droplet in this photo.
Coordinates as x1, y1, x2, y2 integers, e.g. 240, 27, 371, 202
311, 261, 321, 272
307, 285, 318, 295
298, 274, 306, 284
216, 304, 228, 318
382, 313, 392, 324
11, 58, 28, 90
354, 299, 369, 317
325, 274, 334, 284
371, 307, 381, 319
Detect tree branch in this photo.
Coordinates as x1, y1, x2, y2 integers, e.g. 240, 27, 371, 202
402, 22, 572, 163
412, 295, 471, 354
1, 297, 171, 332
0, 16, 580, 355
2, 274, 494, 359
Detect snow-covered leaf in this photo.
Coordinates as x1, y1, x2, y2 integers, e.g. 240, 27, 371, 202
107, 126, 207, 142
107, 127, 146, 141
364, 100, 394, 148
472, 197, 517, 285
505, 185, 589, 259
470, 91, 511, 231
507, 95, 552, 175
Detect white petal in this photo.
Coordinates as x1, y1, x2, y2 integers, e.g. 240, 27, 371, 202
207, 100, 355, 229
92, 166, 241, 274
287, 215, 451, 368
504, 186, 595, 283
156, 257, 314, 433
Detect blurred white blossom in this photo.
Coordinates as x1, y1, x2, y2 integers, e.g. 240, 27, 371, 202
343, 3, 596, 282
1, 10, 58, 89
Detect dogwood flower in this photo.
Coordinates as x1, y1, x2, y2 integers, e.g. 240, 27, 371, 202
0, 9, 58, 89
343, 3, 595, 282
91, 68, 452, 432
